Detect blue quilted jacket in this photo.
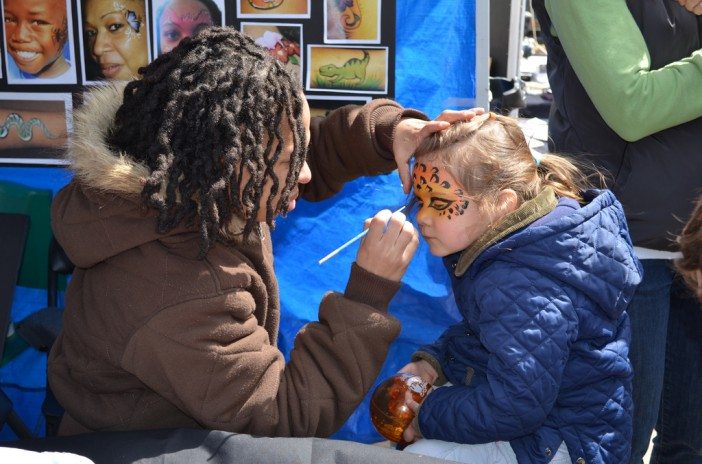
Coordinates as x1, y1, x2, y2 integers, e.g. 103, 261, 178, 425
414, 189, 642, 464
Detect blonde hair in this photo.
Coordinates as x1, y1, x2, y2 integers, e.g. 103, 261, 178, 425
414, 112, 597, 213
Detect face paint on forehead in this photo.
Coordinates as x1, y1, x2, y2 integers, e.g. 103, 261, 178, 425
163, 7, 212, 25
412, 162, 470, 220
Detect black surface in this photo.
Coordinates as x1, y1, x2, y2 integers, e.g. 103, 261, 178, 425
0, 213, 29, 361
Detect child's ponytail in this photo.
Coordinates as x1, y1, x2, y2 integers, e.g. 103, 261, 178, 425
534, 152, 598, 203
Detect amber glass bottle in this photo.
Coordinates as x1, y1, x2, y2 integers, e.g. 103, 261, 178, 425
370, 373, 430, 443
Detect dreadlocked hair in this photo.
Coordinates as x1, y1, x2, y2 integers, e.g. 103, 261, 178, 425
413, 112, 602, 215
106, 26, 307, 257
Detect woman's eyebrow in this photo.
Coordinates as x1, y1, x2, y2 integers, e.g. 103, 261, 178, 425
101, 10, 123, 20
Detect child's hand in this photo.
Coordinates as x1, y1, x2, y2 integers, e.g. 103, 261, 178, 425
398, 359, 438, 385
393, 108, 485, 194
402, 414, 421, 443
401, 394, 424, 444
356, 209, 419, 282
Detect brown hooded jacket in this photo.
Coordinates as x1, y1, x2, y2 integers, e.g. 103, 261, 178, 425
48, 84, 425, 437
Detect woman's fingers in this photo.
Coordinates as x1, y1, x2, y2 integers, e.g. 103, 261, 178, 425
357, 210, 418, 281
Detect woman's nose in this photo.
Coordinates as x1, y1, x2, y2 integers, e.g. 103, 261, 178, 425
92, 30, 112, 56
298, 161, 312, 184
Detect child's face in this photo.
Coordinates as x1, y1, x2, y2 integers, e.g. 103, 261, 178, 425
412, 161, 493, 257
253, 96, 312, 221
3, 0, 68, 77
158, 0, 215, 55
84, 0, 148, 80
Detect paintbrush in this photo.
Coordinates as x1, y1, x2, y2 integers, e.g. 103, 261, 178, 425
318, 206, 406, 265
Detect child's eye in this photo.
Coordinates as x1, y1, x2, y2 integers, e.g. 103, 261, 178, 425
4, 16, 17, 24
31, 19, 50, 26
428, 197, 454, 211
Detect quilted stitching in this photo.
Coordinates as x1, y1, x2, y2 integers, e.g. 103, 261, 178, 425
417, 191, 641, 464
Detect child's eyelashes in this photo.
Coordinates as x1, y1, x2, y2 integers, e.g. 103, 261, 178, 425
427, 197, 454, 211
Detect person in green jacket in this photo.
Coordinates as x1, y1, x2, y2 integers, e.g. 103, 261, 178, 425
532, 1, 702, 462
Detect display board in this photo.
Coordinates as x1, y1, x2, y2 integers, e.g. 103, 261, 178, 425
0, 0, 395, 165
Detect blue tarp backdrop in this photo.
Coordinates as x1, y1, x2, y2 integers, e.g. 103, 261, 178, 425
0, 0, 476, 443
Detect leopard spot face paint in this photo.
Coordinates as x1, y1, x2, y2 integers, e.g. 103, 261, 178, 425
412, 161, 494, 257
412, 162, 469, 221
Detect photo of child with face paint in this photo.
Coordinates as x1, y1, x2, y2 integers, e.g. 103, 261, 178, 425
396, 113, 643, 464
2, 0, 77, 83
155, 0, 222, 56
81, 0, 149, 81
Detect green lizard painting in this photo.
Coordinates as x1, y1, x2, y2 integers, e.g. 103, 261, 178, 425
318, 50, 370, 84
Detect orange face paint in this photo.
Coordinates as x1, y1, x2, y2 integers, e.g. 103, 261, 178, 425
412, 162, 469, 220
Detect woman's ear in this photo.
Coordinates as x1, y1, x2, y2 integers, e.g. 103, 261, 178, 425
497, 188, 519, 214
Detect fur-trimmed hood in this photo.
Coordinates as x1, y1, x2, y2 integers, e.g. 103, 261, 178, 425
52, 84, 178, 268
68, 83, 149, 195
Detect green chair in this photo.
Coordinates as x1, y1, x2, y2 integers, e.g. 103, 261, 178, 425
0, 180, 53, 290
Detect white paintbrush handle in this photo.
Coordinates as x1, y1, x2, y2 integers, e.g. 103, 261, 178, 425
317, 206, 406, 265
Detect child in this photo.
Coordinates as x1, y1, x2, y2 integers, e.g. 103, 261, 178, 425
46, 27, 458, 437
676, 195, 702, 301
399, 113, 642, 463
3, 0, 72, 81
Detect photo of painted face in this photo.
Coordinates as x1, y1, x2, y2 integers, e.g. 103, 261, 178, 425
81, 0, 149, 81
154, 0, 222, 56
241, 22, 302, 83
2, 0, 77, 83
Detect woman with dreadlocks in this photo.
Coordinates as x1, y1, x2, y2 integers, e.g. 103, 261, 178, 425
47, 27, 476, 437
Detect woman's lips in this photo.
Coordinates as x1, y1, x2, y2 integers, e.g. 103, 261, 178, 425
100, 63, 123, 78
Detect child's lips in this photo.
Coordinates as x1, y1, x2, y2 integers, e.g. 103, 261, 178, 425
11, 48, 40, 63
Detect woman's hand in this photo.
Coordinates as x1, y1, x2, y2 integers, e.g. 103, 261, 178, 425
393, 108, 485, 193
677, 0, 702, 14
356, 209, 419, 281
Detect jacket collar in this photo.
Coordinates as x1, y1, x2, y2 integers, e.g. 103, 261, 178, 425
454, 187, 558, 277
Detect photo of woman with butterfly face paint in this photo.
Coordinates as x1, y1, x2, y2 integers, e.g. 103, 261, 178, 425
81, 0, 149, 81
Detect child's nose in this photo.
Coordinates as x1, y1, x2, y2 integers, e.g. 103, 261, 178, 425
13, 21, 32, 42
415, 206, 430, 228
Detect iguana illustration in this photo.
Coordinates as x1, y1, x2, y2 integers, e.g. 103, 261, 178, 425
318, 50, 370, 84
